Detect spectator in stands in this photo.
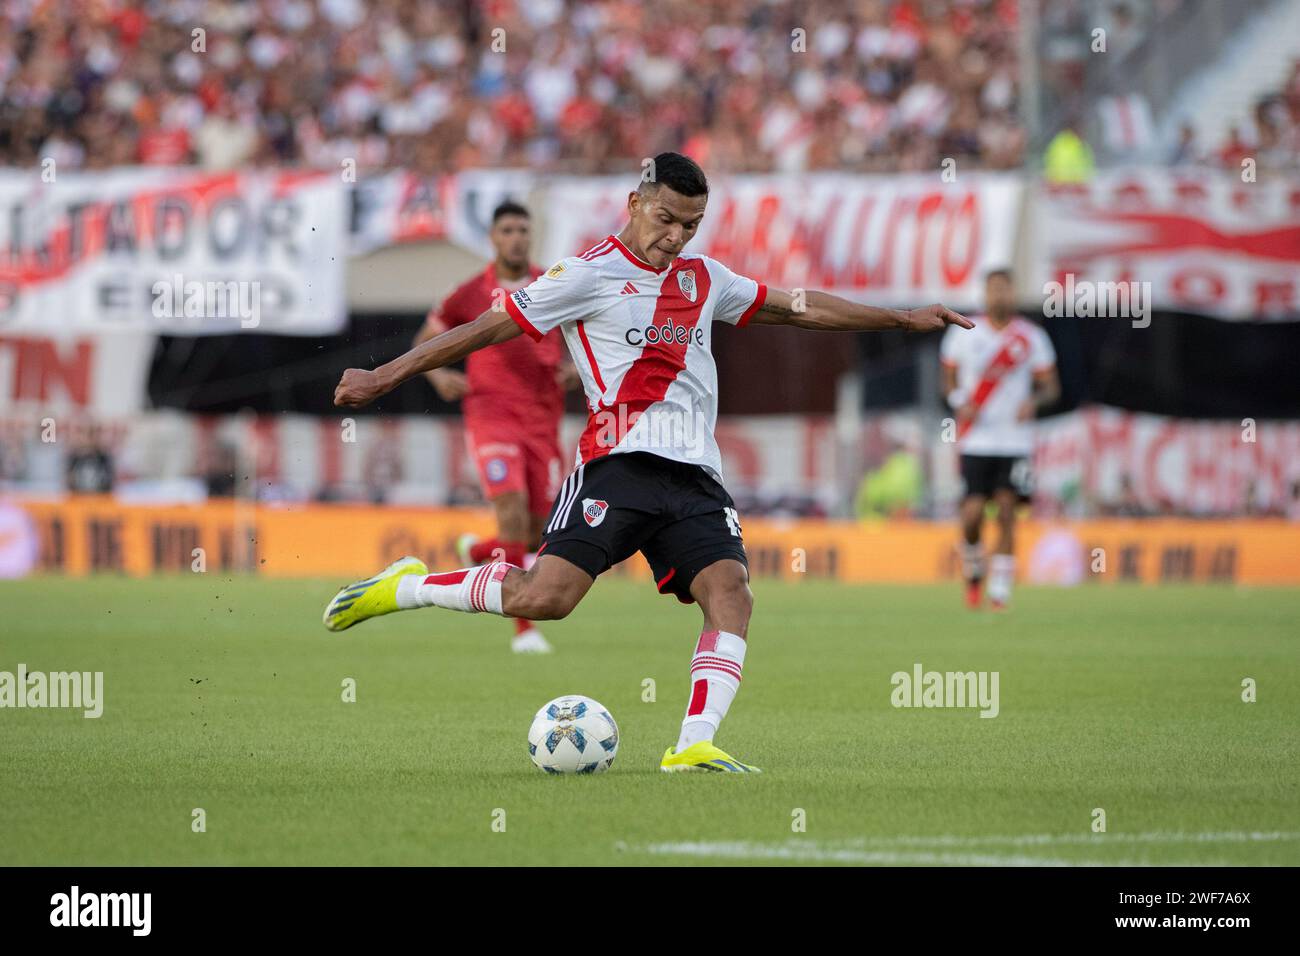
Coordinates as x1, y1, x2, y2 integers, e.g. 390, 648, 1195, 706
1044, 121, 1095, 183
65, 428, 115, 494
1106, 474, 1147, 518
1287, 480, 1300, 523
1241, 479, 1283, 519
364, 447, 402, 505
204, 441, 238, 498
1214, 60, 1300, 173
0, 437, 28, 486
1104, 2, 1143, 60
1168, 122, 1201, 165
1250, 96, 1295, 172
855, 442, 923, 520
194, 98, 258, 170
1218, 124, 1253, 171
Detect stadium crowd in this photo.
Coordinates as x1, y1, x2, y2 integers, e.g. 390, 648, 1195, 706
1, 0, 1026, 174
1205, 59, 1300, 172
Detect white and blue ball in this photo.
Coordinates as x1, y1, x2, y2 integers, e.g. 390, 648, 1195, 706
527, 695, 619, 774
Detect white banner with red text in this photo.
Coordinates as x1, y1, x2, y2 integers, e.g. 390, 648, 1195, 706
0, 168, 348, 335
371, 167, 1300, 323
348, 168, 535, 258
5, 167, 1297, 330
1030, 406, 1300, 517
0, 333, 152, 414
542, 174, 1024, 311
1031, 168, 1300, 320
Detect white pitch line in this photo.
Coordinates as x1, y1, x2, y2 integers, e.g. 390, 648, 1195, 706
830, 830, 1300, 848
634, 843, 1181, 867
629, 832, 1299, 866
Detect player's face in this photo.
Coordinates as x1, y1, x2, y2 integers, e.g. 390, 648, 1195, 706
627, 187, 707, 269
491, 215, 531, 270
985, 274, 1014, 318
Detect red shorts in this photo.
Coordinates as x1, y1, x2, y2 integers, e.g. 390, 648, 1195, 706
466, 421, 563, 516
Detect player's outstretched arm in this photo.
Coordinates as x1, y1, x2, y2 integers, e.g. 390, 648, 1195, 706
334, 308, 521, 408
750, 288, 973, 333
413, 313, 470, 401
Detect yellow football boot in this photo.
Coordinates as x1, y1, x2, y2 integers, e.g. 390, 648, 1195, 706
322, 556, 428, 632
660, 741, 762, 773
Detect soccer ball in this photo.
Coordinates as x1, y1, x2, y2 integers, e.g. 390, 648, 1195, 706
527, 695, 619, 774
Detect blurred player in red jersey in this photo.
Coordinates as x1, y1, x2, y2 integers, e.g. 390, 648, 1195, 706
940, 269, 1060, 610
415, 200, 577, 653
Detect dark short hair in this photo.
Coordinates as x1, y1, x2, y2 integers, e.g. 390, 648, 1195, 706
492, 200, 530, 223
985, 268, 1013, 283
639, 152, 709, 197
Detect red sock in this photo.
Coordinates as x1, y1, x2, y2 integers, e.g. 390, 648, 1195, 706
469, 538, 527, 566
514, 617, 531, 636
468, 538, 501, 563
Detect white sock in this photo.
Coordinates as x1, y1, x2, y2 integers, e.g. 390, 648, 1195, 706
676, 630, 746, 751
395, 563, 512, 615
988, 554, 1015, 603
960, 541, 986, 582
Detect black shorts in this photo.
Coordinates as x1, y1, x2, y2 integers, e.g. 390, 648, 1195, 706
538, 452, 747, 603
960, 454, 1033, 499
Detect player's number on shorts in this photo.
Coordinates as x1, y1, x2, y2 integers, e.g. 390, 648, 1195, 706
1011, 459, 1035, 497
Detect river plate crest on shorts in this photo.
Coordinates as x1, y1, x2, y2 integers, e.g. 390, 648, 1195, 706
582, 498, 609, 527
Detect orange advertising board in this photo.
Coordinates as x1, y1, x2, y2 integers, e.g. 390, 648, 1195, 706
4, 497, 1298, 586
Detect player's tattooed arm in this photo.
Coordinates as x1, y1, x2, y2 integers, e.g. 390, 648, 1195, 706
334, 309, 521, 408
751, 288, 973, 333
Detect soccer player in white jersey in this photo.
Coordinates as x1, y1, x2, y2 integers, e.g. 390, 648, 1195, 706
325, 152, 973, 773
940, 269, 1060, 610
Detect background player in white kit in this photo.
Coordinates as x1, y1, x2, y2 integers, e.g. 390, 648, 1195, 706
325, 153, 973, 773
940, 269, 1060, 610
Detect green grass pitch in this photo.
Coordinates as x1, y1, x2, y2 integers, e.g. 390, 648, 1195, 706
2, 575, 1297, 866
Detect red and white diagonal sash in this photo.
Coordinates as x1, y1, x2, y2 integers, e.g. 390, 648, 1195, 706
958, 328, 1031, 440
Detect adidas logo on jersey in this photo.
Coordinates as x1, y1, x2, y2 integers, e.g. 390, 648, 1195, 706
624, 318, 705, 348
620, 282, 639, 295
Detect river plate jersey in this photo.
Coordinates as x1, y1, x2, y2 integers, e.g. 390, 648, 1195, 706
503, 234, 766, 482
939, 314, 1057, 457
